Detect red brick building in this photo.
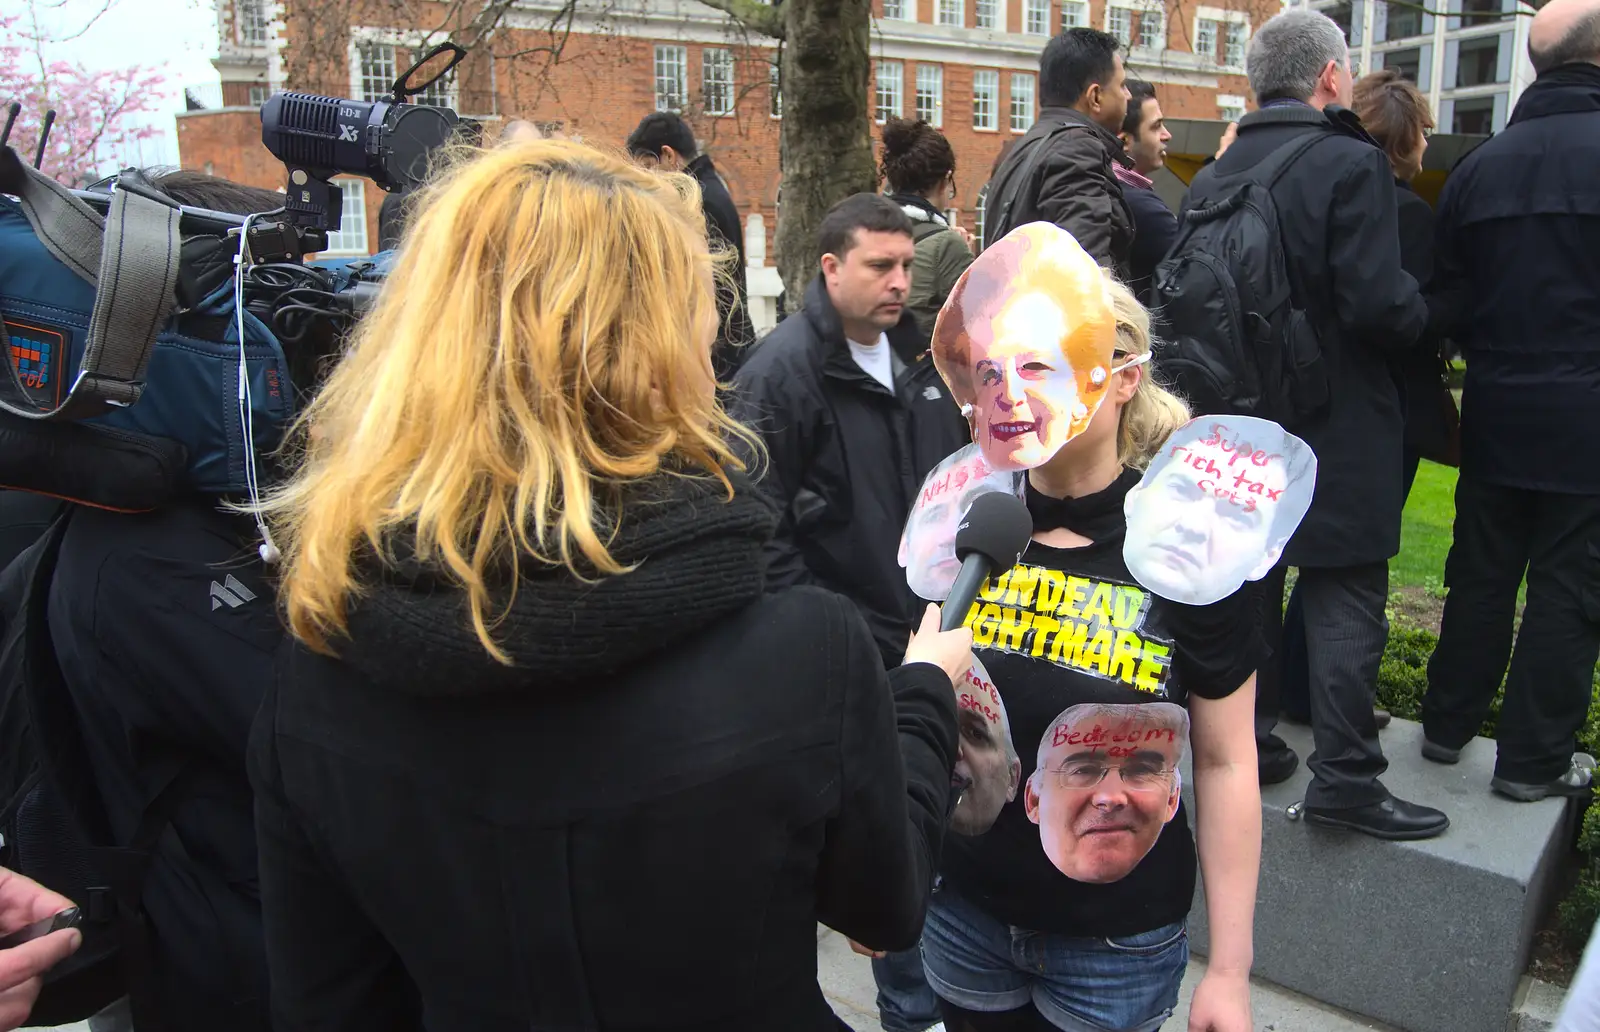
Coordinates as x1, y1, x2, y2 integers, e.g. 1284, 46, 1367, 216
180, 0, 1270, 268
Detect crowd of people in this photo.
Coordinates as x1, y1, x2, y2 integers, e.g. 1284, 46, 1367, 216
0, 1, 1595, 1031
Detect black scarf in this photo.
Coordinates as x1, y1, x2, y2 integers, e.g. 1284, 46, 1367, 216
339, 472, 775, 696
1024, 466, 1140, 541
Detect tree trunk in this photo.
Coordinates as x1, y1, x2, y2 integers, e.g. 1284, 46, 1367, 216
775, 0, 875, 309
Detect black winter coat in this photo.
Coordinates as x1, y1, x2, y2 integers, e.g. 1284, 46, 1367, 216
50, 502, 274, 1031
1432, 63, 1600, 495
1122, 179, 1178, 306
731, 278, 970, 667
1391, 181, 1455, 463
247, 475, 959, 1032
1184, 103, 1427, 567
981, 106, 1134, 273
688, 154, 755, 381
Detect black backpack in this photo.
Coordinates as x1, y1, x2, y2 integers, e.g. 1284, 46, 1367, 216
0, 506, 188, 1029
1150, 132, 1332, 424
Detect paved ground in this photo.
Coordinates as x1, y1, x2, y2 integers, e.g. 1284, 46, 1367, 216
817, 926, 1400, 1031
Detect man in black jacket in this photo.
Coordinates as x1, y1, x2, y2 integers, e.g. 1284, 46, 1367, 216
627, 112, 754, 381
1188, 8, 1446, 839
981, 27, 1134, 273
731, 193, 967, 1032
1116, 79, 1178, 304
1421, 0, 1600, 801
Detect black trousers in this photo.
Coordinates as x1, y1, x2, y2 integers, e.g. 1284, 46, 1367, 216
1258, 562, 1392, 808
1423, 475, 1600, 784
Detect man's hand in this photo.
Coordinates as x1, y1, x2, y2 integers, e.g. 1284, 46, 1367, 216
847, 938, 887, 959
1214, 122, 1239, 161
0, 868, 81, 1032
1188, 969, 1251, 1032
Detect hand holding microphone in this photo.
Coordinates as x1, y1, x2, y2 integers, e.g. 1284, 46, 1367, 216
903, 491, 1034, 685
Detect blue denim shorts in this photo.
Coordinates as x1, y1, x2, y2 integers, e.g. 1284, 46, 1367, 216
920, 887, 1188, 1032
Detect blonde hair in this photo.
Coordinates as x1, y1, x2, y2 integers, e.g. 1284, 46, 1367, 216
263, 139, 753, 661
1105, 273, 1190, 470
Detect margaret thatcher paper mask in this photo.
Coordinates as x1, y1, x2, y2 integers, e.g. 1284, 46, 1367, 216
931, 223, 1119, 472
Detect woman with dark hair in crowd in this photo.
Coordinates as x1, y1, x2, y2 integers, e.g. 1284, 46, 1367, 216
250, 137, 973, 1032
1352, 68, 1456, 498
881, 116, 975, 335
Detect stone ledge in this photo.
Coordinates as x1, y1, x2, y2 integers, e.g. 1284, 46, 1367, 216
1186, 718, 1576, 1032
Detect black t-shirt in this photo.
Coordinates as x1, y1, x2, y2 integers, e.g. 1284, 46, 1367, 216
942, 476, 1263, 938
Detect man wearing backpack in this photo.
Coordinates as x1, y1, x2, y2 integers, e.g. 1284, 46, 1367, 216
1172, 9, 1445, 840
982, 27, 1134, 272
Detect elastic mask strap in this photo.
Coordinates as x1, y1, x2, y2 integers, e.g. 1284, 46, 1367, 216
1111, 352, 1152, 375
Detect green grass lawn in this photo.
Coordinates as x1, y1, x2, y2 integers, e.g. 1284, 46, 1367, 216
1392, 461, 1458, 593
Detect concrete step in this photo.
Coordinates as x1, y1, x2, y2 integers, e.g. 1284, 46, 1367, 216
1187, 717, 1577, 1032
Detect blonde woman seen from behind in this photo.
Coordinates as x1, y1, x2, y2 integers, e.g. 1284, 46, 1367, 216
249, 138, 972, 1032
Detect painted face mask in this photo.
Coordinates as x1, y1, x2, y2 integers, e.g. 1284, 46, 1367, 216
931, 223, 1120, 472
951, 655, 1021, 838
899, 444, 1023, 602
1123, 415, 1318, 606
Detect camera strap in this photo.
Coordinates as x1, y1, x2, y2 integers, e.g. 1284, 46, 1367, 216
0, 146, 181, 422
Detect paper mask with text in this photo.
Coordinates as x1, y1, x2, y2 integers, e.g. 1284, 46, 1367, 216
931, 223, 1119, 472
1123, 415, 1318, 606
1027, 702, 1189, 884
952, 655, 1021, 837
899, 444, 1023, 602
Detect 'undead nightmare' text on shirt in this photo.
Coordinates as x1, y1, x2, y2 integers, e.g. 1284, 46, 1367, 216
963, 564, 1175, 697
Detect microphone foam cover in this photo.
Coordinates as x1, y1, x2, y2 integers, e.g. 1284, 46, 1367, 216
954, 492, 1034, 571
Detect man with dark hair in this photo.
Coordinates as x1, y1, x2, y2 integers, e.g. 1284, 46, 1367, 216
1115, 79, 1177, 303
981, 27, 1133, 273
1421, 0, 1600, 802
1182, 9, 1444, 839
731, 193, 967, 1032
627, 111, 752, 380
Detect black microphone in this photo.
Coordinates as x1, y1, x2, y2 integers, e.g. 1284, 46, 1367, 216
941, 492, 1034, 631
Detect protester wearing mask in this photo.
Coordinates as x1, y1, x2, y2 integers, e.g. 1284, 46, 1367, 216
249, 139, 973, 1032
880, 117, 975, 337
924, 229, 1262, 1032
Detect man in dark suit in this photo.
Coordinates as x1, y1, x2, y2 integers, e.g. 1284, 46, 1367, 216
1184, 8, 1447, 839
627, 112, 754, 381
1421, 0, 1600, 801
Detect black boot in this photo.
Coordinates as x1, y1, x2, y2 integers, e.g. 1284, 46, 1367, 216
1258, 734, 1299, 785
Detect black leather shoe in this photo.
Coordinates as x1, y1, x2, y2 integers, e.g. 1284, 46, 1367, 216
1302, 796, 1449, 841
1259, 735, 1299, 785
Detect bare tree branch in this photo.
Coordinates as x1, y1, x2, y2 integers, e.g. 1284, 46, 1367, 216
694, 0, 785, 40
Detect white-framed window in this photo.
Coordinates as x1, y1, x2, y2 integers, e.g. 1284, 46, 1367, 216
1217, 93, 1246, 122
1010, 73, 1035, 132
1138, 9, 1165, 50
357, 42, 397, 102
703, 48, 735, 116
248, 84, 269, 107
1195, 17, 1219, 63
937, 0, 964, 26
237, 0, 268, 46
974, 182, 988, 251
976, 0, 999, 29
876, 61, 904, 123
323, 180, 369, 256
654, 45, 688, 112
915, 64, 944, 127
1062, 1, 1089, 27
412, 69, 455, 108
972, 70, 999, 130
1107, 6, 1133, 45
769, 58, 782, 118
1223, 22, 1247, 68
1023, 0, 1050, 35
882, 0, 910, 19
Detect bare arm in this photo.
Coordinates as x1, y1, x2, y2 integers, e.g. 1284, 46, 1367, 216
1187, 677, 1261, 1031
